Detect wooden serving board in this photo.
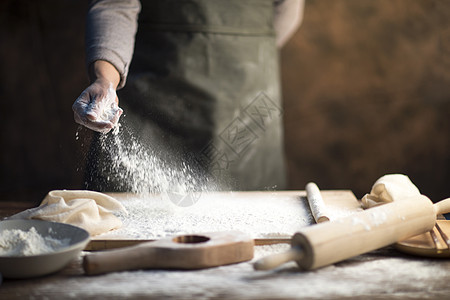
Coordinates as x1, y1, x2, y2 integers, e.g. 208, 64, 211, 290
87, 190, 362, 250
395, 220, 450, 257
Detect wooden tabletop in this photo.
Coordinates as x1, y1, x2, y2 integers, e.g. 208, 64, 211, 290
1, 196, 450, 299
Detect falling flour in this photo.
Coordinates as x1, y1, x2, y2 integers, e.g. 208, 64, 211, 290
94, 123, 212, 198
0, 227, 70, 256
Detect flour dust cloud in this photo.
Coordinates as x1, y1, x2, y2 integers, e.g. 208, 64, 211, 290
89, 124, 216, 206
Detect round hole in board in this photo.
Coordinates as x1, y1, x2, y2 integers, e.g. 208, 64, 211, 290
173, 235, 210, 244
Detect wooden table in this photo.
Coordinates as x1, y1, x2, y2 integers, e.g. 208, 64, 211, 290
1, 194, 450, 299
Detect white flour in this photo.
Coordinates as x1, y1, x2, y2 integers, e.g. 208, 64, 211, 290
90, 120, 360, 239
92, 83, 121, 122
96, 192, 314, 239
25, 244, 450, 299
0, 227, 70, 256
92, 120, 216, 207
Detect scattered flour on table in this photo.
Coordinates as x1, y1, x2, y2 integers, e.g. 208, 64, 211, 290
325, 204, 363, 220
31, 245, 450, 299
0, 227, 70, 256
96, 192, 314, 239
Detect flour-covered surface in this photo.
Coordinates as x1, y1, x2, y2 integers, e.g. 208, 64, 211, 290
95, 191, 314, 240
92, 190, 361, 240
93, 191, 360, 240
2, 244, 450, 299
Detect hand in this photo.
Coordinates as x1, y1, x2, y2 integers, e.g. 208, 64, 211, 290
73, 60, 122, 134
72, 80, 123, 134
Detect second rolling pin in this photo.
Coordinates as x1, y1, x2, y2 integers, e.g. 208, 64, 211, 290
306, 182, 330, 223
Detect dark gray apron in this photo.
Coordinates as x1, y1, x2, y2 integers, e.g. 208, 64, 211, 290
86, 0, 286, 192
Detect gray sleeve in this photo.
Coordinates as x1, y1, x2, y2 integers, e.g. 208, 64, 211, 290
86, 0, 141, 89
273, 0, 304, 47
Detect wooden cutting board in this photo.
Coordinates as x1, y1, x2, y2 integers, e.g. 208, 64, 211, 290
87, 190, 362, 250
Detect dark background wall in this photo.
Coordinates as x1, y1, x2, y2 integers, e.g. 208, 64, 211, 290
0, 0, 90, 203
1, 0, 449, 204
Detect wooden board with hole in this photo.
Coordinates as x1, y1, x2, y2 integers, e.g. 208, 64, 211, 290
84, 231, 255, 274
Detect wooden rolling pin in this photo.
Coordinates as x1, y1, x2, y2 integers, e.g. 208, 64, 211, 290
254, 195, 450, 271
306, 182, 330, 223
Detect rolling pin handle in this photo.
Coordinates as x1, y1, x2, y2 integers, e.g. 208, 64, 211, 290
433, 198, 450, 216
253, 247, 304, 271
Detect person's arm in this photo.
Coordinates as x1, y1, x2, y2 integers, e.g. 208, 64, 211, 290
86, 0, 141, 89
273, 0, 305, 48
88, 60, 121, 89
73, 0, 140, 133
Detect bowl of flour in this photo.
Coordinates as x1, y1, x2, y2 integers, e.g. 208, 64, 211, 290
0, 219, 90, 278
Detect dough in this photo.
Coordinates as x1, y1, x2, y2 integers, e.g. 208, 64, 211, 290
361, 174, 421, 208
9, 190, 127, 236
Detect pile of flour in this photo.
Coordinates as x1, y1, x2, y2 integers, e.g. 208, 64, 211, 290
0, 227, 70, 256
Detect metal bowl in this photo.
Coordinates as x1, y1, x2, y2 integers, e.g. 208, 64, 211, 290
0, 219, 90, 278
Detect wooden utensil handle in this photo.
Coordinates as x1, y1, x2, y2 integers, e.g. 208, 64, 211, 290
84, 243, 158, 275
434, 198, 450, 215
253, 248, 304, 270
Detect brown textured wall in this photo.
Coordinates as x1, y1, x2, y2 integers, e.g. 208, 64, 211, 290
0, 0, 449, 203
282, 0, 450, 199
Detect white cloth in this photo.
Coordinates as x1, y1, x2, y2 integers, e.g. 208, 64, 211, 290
9, 190, 127, 236
361, 174, 421, 208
